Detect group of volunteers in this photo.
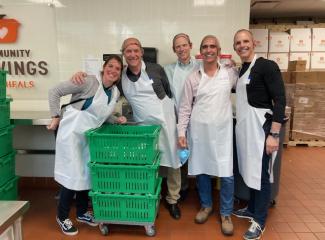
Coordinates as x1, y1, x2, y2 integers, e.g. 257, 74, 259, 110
47, 29, 286, 240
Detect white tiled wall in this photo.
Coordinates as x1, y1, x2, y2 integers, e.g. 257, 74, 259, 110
1, 0, 251, 177
1, 0, 250, 108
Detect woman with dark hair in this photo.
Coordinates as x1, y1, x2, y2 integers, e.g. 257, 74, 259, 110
47, 54, 126, 236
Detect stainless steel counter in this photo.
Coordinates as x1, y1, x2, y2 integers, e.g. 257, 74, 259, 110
10, 111, 51, 126
0, 201, 29, 239
10, 111, 55, 177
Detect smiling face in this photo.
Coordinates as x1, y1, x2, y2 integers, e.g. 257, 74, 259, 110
233, 30, 255, 62
173, 35, 192, 64
200, 36, 220, 64
122, 38, 143, 70
102, 58, 122, 88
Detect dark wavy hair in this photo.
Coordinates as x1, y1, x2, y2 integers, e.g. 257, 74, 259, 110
101, 54, 123, 85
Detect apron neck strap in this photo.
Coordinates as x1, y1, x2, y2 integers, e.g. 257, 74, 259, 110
240, 54, 257, 73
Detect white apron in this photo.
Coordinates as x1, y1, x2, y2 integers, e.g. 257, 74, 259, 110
235, 55, 277, 190
55, 74, 119, 190
171, 59, 199, 155
170, 58, 198, 112
122, 62, 179, 169
189, 66, 233, 177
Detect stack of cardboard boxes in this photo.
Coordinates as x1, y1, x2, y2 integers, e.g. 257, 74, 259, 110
250, 27, 325, 70
251, 27, 325, 143
282, 62, 325, 142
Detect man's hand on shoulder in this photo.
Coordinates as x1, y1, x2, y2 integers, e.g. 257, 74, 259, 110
71, 71, 87, 85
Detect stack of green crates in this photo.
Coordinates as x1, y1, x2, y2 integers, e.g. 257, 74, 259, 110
86, 124, 162, 223
0, 70, 18, 200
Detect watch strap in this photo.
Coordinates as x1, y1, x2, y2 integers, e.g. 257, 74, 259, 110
269, 132, 280, 138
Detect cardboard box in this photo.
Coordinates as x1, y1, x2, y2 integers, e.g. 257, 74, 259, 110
290, 71, 325, 83
290, 28, 312, 52
250, 29, 269, 52
310, 52, 325, 70
284, 106, 292, 143
255, 52, 267, 59
289, 52, 310, 70
291, 82, 325, 141
288, 60, 307, 72
312, 28, 325, 51
281, 71, 291, 83
291, 131, 325, 141
290, 72, 317, 83
268, 53, 289, 70
269, 32, 290, 52
285, 83, 295, 107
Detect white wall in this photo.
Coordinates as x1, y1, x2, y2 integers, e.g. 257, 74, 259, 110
1, 0, 250, 111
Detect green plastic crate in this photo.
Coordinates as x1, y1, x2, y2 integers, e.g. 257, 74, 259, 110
0, 98, 12, 129
0, 71, 6, 100
0, 151, 15, 187
90, 178, 161, 223
89, 153, 160, 194
86, 124, 161, 165
0, 125, 14, 158
0, 176, 19, 200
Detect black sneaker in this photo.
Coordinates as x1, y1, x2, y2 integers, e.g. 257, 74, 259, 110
232, 206, 254, 220
56, 217, 78, 236
243, 220, 265, 240
76, 211, 98, 227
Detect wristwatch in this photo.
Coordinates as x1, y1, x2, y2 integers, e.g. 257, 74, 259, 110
269, 132, 280, 139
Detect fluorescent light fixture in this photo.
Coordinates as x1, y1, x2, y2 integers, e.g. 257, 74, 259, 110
193, 0, 225, 6
26, 0, 65, 8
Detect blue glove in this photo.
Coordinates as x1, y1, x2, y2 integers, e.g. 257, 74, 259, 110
178, 148, 190, 165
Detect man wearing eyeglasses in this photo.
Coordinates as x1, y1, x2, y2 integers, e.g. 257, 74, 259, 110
177, 35, 237, 236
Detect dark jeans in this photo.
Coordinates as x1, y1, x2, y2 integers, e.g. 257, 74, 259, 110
247, 116, 272, 228
247, 149, 271, 228
57, 185, 89, 221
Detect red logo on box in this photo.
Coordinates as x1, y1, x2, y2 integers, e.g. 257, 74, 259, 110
0, 18, 20, 43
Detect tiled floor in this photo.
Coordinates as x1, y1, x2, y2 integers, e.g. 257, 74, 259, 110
19, 147, 325, 240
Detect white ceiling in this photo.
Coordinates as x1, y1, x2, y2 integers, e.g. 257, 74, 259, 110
250, 0, 325, 18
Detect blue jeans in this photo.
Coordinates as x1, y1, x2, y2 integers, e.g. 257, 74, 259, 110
196, 174, 234, 216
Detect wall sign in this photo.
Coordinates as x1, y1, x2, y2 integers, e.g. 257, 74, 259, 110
0, 5, 59, 100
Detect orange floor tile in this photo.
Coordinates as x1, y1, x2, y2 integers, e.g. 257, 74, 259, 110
18, 147, 325, 240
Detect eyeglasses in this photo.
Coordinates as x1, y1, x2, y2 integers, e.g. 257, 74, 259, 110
201, 44, 218, 50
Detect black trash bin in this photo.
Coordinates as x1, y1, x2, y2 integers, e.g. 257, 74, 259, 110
233, 119, 285, 206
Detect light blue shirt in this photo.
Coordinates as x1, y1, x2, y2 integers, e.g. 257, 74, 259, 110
164, 57, 200, 111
